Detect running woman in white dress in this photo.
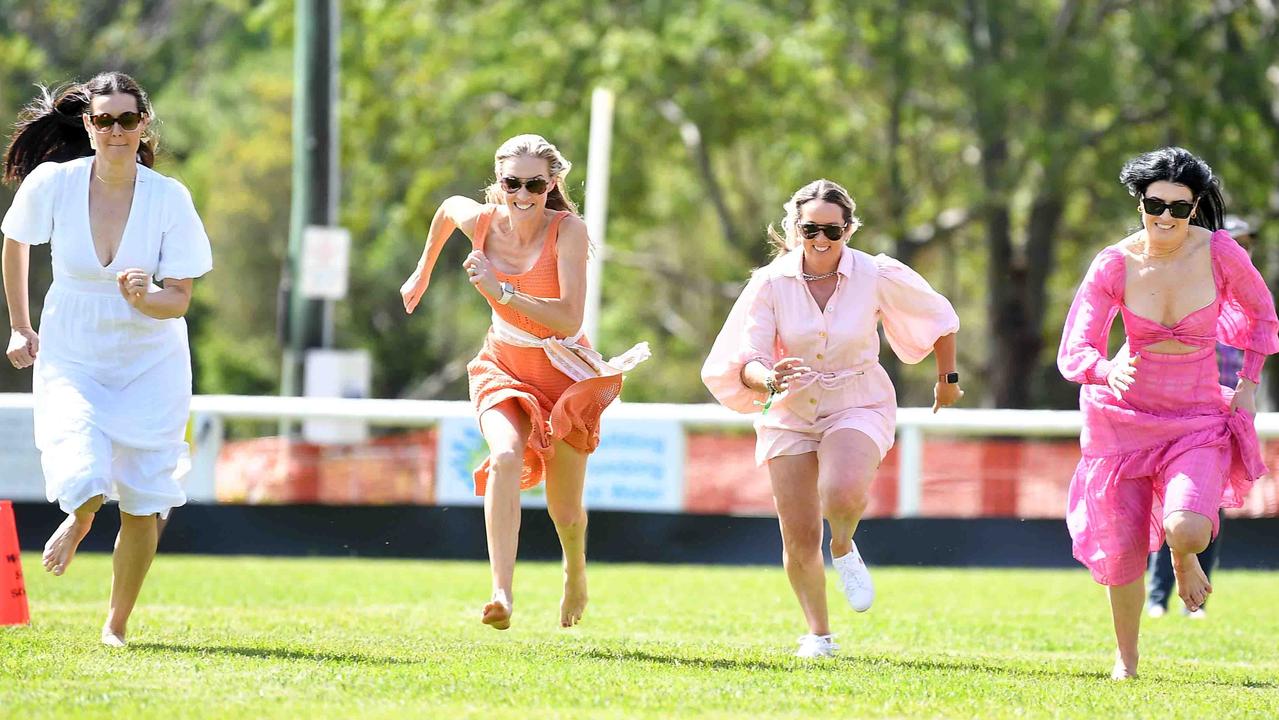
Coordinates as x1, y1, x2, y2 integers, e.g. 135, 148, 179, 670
2, 72, 212, 646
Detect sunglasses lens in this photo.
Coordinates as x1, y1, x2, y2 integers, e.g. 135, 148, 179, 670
117, 112, 141, 131
798, 224, 818, 239
90, 114, 112, 131
821, 226, 844, 241
501, 177, 522, 192
525, 178, 548, 194
1143, 197, 1194, 219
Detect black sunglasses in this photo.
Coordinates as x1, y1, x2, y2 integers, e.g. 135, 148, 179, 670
500, 176, 550, 195
86, 111, 144, 133
797, 222, 848, 241
1141, 196, 1196, 220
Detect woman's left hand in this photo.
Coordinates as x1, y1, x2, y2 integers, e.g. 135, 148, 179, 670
116, 268, 151, 308
1231, 379, 1258, 414
933, 381, 964, 413
463, 250, 501, 298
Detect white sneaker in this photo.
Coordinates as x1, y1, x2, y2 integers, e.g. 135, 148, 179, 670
1183, 606, 1207, 619
1147, 604, 1167, 619
833, 541, 874, 612
795, 633, 839, 658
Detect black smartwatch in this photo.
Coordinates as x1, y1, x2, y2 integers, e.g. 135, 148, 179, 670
939, 372, 960, 384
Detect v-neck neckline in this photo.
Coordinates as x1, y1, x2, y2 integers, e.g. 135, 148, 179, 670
85, 158, 141, 269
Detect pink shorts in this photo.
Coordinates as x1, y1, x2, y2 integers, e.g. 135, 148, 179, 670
754, 406, 894, 466
1068, 444, 1227, 587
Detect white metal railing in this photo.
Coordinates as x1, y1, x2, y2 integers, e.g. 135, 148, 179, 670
4, 393, 1279, 516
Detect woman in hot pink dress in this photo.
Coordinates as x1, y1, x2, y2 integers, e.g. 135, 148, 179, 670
702, 179, 962, 658
1058, 147, 1278, 679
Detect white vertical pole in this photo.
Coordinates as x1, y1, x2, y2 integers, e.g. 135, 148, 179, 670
896, 424, 924, 517
582, 87, 614, 343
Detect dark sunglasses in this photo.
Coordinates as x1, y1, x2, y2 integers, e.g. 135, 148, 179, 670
797, 222, 848, 241
1140, 196, 1195, 220
86, 111, 144, 133
500, 176, 550, 195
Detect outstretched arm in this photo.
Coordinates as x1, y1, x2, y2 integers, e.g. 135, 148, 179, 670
401, 196, 485, 314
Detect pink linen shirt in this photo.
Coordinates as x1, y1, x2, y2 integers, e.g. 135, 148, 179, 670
702, 245, 959, 457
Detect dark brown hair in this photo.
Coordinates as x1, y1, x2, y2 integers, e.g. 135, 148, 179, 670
3, 72, 156, 185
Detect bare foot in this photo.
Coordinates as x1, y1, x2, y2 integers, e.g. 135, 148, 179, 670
42, 514, 93, 576
101, 625, 126, 648
1110, 649, 1138, 680
482, 590, 512, 630
559, 566, 588, 628
1171, 552, 1213, 612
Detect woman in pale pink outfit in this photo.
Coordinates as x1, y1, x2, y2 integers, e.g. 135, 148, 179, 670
702, 179, 962, 658
1058, 147, 1279, 679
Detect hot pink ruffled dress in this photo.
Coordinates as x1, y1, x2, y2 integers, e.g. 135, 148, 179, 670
1058, 230, 1279, 585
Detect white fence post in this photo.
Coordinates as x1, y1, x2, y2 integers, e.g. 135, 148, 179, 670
896, 424, 924, 518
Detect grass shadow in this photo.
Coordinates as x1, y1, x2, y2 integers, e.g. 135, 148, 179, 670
582, 647, 1278, 690
132, 641, 418, 666
848, 654, 1279, 689
578, 647, 794, 672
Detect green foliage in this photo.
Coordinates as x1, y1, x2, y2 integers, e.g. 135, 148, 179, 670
2, 2, 1278, 406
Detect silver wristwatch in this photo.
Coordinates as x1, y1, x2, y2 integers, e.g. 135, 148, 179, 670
497, 281, 515, 305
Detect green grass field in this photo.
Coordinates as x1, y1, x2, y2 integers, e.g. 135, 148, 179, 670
2, 554, 1277, 718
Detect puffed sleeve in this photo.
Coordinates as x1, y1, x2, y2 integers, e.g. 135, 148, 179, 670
874, 254, 960, 364
1213, 230, 1279, 383
700, 271, 779, 413
155, 178, 213, 281
1057, 248, 1123, 385
1, 162, 62, 245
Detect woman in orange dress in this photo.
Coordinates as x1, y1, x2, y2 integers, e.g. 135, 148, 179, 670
400, 134, 647, 630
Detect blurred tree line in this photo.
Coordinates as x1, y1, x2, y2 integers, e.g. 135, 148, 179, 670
2, 0, 1278, 409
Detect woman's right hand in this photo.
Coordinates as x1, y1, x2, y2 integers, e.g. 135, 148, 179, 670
400, 268, 428, 314
1106, 351, 1138, 398
769, 357, 811, 392
7, 327, 38, 369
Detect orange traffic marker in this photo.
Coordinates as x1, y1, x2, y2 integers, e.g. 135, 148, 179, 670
0, 500, 31, 626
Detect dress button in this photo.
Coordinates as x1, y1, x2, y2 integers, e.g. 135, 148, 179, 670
819, 332, 826, 338
809, 398, 816, 405
816, 353, 824, 360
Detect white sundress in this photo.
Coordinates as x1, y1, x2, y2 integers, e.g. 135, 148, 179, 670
1, 156, 212, 518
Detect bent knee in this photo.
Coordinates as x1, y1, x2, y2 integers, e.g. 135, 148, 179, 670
820, 484, 869, 516
1164, 512, 1211, 553
547, 503, 587, 530
780, 523, 824, 555
489, 447, 524, 477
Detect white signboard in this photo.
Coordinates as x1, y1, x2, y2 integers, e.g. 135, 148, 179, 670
300, 226, 351, 300
0, 408, 45, 501
435, 417, 685, 512
303, 349, 371, 444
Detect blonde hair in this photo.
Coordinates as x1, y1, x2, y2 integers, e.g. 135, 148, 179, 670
766, 178, 861, 256
484, 134, 579, 215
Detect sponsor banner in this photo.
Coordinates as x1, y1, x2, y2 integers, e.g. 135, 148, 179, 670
435, 416, 685, 512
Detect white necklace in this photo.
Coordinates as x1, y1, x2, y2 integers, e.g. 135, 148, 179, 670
801, 269, 838, 282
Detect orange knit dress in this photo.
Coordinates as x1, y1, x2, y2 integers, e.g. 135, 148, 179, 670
466, 207, 626, 495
